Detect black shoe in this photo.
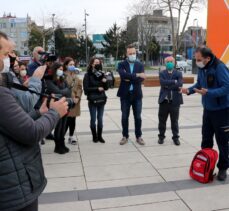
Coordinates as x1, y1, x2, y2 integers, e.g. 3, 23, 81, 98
97, 127, 105, 143
64, 146, 70, 153
90, 127, 98, 143
46, 133, 55, 140
158, 138, 164, 145
54, 147, 66, 154
217, 170, 227, 181
173, 139, 180, 146
41, 139, 45, 145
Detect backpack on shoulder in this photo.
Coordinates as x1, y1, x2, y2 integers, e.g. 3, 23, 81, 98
190, 148, 218, 183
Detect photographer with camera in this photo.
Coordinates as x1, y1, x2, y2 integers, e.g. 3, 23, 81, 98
0, 31, 69, 211
46, 62, 73, 154
83, 58, 108, 143
64, 57, 83, 145
27, 46, 45, 76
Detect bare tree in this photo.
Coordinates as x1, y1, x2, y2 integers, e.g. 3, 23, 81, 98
156, 0, 206, 56
127, 0, 158, 65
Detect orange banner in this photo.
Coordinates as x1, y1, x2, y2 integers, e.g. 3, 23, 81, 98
207, 0, 229, 66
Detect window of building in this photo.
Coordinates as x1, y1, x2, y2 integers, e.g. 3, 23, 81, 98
24, 51, 28, 55
11, 23, 16, 28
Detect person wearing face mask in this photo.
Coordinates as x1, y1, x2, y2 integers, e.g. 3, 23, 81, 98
180, 46, 229, 181
158, 56, 183, 146
83, 58, 108, 143
64, 57, 83, 145
0, 31, 69, 211
46, 62, 72, 154
117, 45, 146, 146
18, 61, 29, 83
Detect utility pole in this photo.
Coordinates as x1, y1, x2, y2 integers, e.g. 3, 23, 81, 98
52, 13, 55, 55
84, 10, 89, 64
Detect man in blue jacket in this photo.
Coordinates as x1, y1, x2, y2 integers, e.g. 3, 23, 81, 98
117, 45, 146, 145
181, 46, 229, 181
158, 56, 183, 146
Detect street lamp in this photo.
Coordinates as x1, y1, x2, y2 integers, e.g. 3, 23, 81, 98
52, 13, 55, 55
84, 10, 89, 64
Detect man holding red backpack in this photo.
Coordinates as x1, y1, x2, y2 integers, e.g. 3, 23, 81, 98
181, 46, 229, 181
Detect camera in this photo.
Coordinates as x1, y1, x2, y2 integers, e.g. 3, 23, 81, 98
38, 52, 57, 65
93, 70, 104, 80
51, 94, 75, 110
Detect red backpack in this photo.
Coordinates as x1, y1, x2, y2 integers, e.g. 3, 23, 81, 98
190, 148, 218, 183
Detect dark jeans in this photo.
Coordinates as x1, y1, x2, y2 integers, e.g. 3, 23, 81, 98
66, 117, 76, 136
54, 116, 67, 148
158, 101, 180, 140
201, 108, 229, 170
88, 103, 105, 129
18, 199, 38, 211
121, 93, 142, 139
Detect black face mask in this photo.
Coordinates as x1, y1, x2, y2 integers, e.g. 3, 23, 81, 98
94, 64, 102, 71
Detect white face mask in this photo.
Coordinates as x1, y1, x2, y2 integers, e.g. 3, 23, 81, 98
128, 54, 137, 63
2, 57, 10, 73
196, 61, 205, 69
20, 70, 27, 77
56, 69, 64, 77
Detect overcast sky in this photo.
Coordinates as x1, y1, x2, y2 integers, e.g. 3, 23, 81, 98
1, 0, 208, 34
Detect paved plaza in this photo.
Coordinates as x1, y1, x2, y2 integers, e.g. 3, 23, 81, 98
38, 75, 229, 211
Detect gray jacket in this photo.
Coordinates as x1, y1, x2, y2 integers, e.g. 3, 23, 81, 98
11, 71, 42, 112
0, 86, 60, 211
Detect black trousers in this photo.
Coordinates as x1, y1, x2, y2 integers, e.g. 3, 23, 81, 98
201, 108, 229, 170
54, 116, 67, 149
158, 101, 180, 140
18, 199, 38, 211
66, 117, 76, 136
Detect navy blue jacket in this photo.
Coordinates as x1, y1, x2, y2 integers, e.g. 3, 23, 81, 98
188, 57, 229, 111
117, 60, 144, 99
159, 69, 183, 106
27, 61, 41, 77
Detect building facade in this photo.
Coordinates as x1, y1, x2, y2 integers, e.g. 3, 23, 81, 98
127, 10, 178, 53
0, 13, 31, 56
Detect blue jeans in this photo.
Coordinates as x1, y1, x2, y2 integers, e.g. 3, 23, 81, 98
88, 103, 105, 129
121, 93, 142, 138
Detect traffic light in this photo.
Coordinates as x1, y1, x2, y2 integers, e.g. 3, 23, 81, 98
168, 35, 171, 41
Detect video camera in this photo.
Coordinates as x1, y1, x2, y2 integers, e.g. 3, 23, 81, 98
38, 51, 57, 65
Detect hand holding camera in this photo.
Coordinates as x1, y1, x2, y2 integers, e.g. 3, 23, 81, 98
50, 97, 69, 118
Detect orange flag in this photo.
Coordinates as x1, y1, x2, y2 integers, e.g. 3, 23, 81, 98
207, 0, 229, 66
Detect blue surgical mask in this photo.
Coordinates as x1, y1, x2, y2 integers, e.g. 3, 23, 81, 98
166, 62, 174, 71
56, 69, 64, 77
68, 65, 76, 72
128, 54, 137, 63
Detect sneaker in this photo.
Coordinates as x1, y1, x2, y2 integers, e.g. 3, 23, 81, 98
217, 170, 227, 181
136, 137, 145, 145
120, 137, 128, 145
68, 137, 77, 145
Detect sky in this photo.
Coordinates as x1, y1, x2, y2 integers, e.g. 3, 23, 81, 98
1, 0, 208, 34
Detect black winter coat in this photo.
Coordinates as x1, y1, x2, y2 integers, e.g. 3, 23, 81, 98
83, 72, 108, 104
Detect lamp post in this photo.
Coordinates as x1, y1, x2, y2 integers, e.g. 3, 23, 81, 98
52, 13, 55, 55
84, 10, 89, 64
192, 18, 199, 74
